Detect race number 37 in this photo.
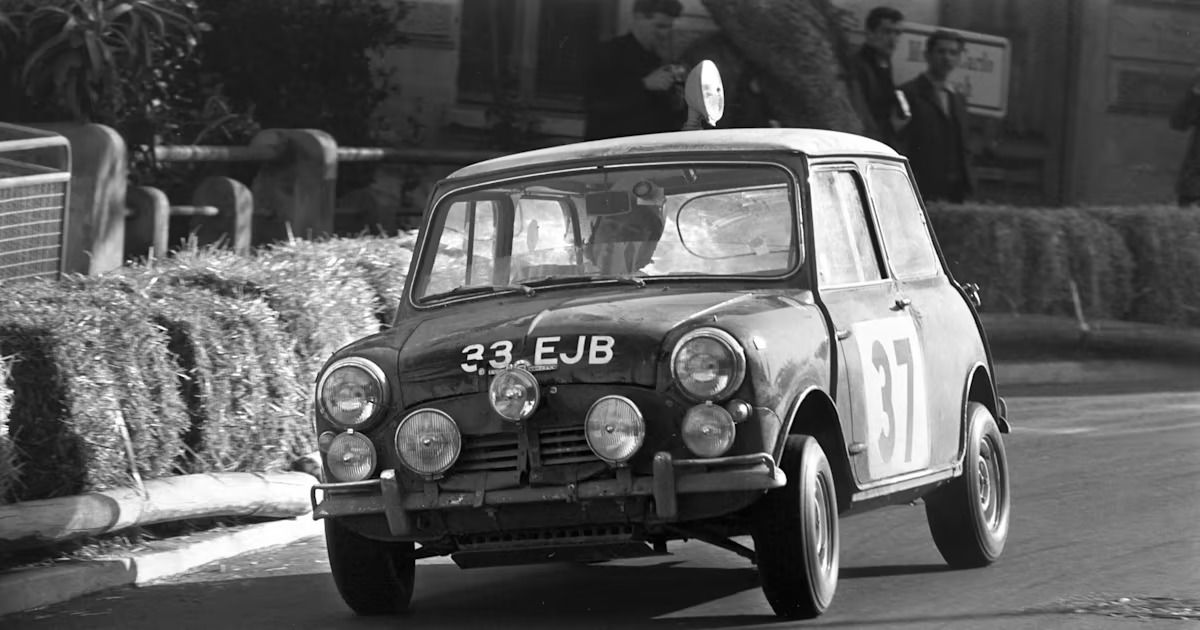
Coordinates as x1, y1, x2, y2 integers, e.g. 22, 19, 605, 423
853, 318, 930, 477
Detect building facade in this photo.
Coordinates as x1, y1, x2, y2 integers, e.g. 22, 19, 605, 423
376, 0, 1198, 207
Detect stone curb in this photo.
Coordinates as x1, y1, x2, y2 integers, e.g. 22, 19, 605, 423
0, 515, 323, 617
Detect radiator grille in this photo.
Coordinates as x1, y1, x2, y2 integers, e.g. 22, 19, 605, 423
457, 425, 595, 472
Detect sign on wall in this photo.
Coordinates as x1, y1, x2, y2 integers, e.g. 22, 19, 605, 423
891, 23, 1011, 118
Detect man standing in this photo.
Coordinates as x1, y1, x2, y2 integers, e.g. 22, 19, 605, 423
849, 6, 905, 147
584, 0, 686, 140
1169, 69, 1200, 207
899, 29, 974, 203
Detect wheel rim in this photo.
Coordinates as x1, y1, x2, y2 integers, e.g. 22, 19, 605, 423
976, 436, 1002, 530
810, 475, 834, 574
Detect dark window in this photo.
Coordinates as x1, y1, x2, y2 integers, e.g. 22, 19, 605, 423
458, 0, 608, 111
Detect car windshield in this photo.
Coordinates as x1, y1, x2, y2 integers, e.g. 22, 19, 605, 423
412, 163, 802, 302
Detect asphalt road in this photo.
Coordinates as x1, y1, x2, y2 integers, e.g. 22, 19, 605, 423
5, 386, 1199, 630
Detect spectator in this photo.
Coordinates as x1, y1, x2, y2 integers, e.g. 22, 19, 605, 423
898, 29, 974, 203
1169, 69, 1200, 207
584, 0, 686, 140
849, 6, 906, 147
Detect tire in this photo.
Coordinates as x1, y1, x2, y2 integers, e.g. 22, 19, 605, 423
325, 518, 416, 615
751, 435, 840, 619
924, 402, 1011, 568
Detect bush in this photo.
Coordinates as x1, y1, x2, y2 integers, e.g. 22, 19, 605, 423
0, 353, 16, 504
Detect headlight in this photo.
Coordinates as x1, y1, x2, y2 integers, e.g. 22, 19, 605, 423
682, 404, 736, 457
317, 357, 388, 429
670, 328, 746, 401
585, 396, 645, 464
489, 364, 540, 422
395, 409, 462, 476
326, 431, 377, 482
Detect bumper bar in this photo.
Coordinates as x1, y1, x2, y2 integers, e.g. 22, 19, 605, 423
311, 451, 785, 534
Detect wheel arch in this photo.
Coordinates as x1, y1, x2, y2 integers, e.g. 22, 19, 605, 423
780, 387, 855, 511
963, 363, 1009, 434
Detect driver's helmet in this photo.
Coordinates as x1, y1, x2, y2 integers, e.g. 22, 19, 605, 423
585, 202, 665, 274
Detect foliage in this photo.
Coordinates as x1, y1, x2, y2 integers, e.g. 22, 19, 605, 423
195, 0, 407, 149
0, 0, 206, 125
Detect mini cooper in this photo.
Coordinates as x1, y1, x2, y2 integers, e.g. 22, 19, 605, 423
310, 125, 1012, 620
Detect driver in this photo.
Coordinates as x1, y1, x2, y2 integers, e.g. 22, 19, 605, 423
585, 200, 665, 275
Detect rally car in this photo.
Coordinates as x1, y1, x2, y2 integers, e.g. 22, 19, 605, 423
309, 126, 1012, 620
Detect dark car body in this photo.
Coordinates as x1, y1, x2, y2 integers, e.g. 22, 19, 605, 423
312, 128, 1010, 617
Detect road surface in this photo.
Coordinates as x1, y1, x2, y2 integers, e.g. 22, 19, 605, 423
5, 386, 1199, 629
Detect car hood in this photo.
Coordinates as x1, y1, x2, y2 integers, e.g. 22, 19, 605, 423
397, 289, 759, 404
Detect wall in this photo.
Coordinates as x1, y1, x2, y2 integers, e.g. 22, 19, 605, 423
1068, 0, 1199, 205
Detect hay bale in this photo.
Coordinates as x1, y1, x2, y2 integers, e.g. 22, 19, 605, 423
99, 267, 313, 473
154, 246, 380, 380
0, 354, 16, 504
0, 283, 130, 501
1085, 205, 1200, 326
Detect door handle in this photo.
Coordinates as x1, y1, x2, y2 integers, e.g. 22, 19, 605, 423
836, 328, 851, 340
892, 297, 912, 310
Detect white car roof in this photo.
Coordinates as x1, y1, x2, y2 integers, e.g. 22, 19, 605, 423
447, 128, 900, 180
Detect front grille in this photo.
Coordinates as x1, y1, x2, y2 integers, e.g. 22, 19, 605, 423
457, 425, 596, 472
539, 425, 594, 466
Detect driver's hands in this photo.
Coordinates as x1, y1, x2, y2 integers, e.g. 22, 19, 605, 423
643, 66, 678, 92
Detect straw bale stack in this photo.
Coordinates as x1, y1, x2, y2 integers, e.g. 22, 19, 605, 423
0, 354, 16, 504
0, 284, 133, 501
99, 267, 313, 473
154, 247, 381, 380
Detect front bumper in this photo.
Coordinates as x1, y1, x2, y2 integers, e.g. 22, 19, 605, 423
311, 451, 785, 536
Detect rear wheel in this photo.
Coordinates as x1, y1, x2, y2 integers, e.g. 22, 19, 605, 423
924, 402, 1011, 568
751, 435, 839, 619
325, 519, 416, 615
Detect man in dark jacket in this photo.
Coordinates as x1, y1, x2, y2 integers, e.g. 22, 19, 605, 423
899, 29, 974, 203
1169, 69, 1200, 207
584, 0, 686, 140
849, 6, 905, 147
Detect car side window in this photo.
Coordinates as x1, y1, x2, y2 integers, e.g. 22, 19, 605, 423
810, 169, 883, 287
868, 165, 942, 279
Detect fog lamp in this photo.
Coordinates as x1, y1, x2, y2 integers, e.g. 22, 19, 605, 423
682, 403, 736, 457
584, 396, 645, 464
396, 409, 462, 476
489, 365, 540, 422
326, 431, 377, 482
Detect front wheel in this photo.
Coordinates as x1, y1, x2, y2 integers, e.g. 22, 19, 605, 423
924, 402, 1011, 568
751, 435, 839, 619
325, 519, 416, 615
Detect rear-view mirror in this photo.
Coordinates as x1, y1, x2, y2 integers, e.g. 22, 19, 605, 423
585, 190, 632, 217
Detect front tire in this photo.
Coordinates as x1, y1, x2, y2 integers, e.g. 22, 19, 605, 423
751, 435, 839, 619
325, 519, 416, 615
924, 402, 1011, 568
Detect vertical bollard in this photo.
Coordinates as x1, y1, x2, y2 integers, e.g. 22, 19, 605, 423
125, 186, 171, 260
250, 129, 338, 244
191, 176, 254, 255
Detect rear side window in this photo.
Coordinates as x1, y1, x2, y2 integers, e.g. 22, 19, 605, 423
868, 166, 942, 280
810, 169, 883, 286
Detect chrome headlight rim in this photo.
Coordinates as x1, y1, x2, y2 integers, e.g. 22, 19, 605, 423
316, 356, 389, 430
584, 395, 646, 465
669, 327, 747, 402
394, 408, 462, 477
326, 429, 378, 482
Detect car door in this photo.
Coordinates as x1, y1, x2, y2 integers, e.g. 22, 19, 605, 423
809, 165, 932, 485
865, 162, 983, 470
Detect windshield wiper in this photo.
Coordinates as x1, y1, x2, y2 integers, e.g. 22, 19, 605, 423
440, 283, 536, 298
525, 274, 646, 288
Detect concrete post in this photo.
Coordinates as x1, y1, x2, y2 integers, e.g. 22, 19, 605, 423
191, 176, 254, 255
249, 129, 338, 244
30, 123, 127, 274
124, 186, 171, 261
